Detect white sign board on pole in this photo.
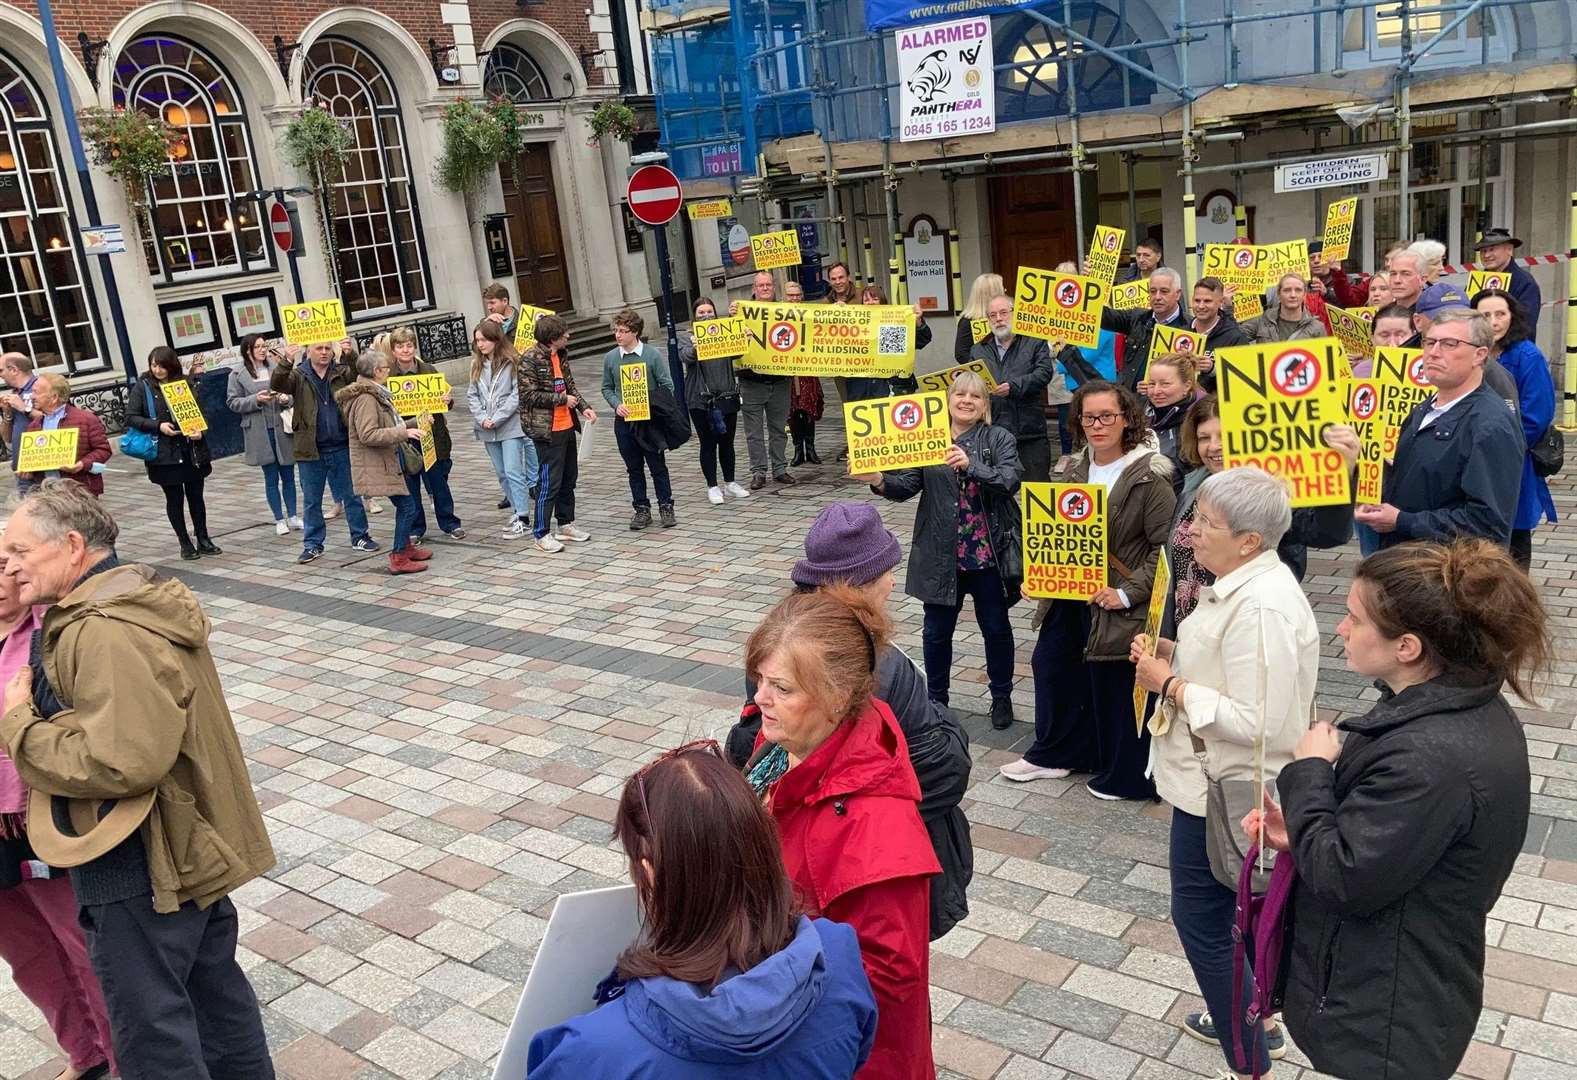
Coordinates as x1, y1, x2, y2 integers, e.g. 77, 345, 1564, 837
896, 16, 996, 143
1274, 154, 1390, 193
903, 215, 951, 314
492, 885, 643, 1080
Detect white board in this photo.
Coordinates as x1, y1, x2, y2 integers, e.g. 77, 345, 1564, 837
896, 16, 996, 143
492, 884, 642, 1080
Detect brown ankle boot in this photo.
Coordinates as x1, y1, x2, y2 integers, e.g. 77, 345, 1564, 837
388, 551, 428, 575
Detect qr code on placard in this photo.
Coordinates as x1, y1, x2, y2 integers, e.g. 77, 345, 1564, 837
878, 325, 910, 356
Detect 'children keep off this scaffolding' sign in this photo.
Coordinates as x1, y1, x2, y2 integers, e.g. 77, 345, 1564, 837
1012, 267, 1106, 348
896, 16, 996, 143
1021, 483, 1109, 601
1215, 338, 1351, 508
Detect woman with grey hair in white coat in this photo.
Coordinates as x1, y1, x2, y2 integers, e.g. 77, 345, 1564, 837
1130, 466, 1320, 1080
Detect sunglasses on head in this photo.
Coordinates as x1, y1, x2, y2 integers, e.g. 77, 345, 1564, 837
633, 739, 724, 823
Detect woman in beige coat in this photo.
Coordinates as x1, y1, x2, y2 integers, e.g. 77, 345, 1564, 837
1129, 465, 1320, 1080
336, 351, 428, 575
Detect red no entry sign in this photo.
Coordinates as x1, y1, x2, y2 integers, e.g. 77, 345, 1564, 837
270, 202, 295, 252
626, 165, 683, 227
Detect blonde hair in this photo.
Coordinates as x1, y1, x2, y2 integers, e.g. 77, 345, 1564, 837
35, 373, 70, 401
948, 370, 992, 424
962, 273, 1006, 320
1147, 350, 1199, 389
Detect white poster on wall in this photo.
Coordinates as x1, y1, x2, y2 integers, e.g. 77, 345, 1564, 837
903, 215, 951, 314
896, 16, 996, 143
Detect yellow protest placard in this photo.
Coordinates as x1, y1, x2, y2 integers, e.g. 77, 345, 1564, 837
1351, 306, 1378, 324
1151, 323, 1205, 360
282, 299, 346, 347
388, 373, 450, 417
1202, 239, 1309, 293
1467, 269, 1510, 297
1322, 198, 1358, 263
686, 199, 732, 220
1109, 279, 1148, 310
1349, 379, 1384, 505
1012, 267, 1105, 348
512, 305, 556, 352
417, 413, 437, 470
1086, 225, 1126, 284
738, 301, 915, 377
1327, 306, 1374, 361
844, 391, 950, 473
970, 318, 991, 344
1022, 482, 1108, 601
620, 363, 651, 421
916, 361, 998, 394
160, 380, 207, 436
1372, 346, 1431, 460
16, 428, 78, 473
1233, 289, 1265, 323
693, 317, 753, 361
1216, 337, 1351, 508
1131, 550, 1171, 734
750, 230, 801, 271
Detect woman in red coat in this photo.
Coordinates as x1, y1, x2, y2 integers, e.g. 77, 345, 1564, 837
745, 584, 940, 1080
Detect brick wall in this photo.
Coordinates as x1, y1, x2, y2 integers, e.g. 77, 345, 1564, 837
20, 0, 600, 87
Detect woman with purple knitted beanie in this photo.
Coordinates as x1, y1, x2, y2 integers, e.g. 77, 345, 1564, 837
727, 501, 974, 941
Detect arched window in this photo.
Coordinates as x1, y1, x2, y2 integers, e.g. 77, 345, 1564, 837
112, 36, 270, 282
303, 38, 430, 319
0, 51, 104, 374
994, 3, 1156, 125
484, 43, 553, 103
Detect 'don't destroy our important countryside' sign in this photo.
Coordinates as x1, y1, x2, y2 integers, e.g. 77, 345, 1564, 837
896, 16, 996, 143
282, 298, 347, 347
1012, 267, 1106, 348
1021, 482, 1109, 601
844, 391, 951, 473
750, 230, 802, 271
692, 317, 753, 361
16, 428, 78, 474
1215, 338, 1351, 508
916, 360, 997, 394
389, 373, 451, 418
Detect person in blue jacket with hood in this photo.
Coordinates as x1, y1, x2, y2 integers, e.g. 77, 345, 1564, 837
1472, 288, 1558, 570
525, 741, 876, 1079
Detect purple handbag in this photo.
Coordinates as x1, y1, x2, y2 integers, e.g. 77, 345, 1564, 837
1231, 844, 1298, 1079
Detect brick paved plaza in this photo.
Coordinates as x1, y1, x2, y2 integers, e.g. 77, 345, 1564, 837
0, 399, 1571, 1080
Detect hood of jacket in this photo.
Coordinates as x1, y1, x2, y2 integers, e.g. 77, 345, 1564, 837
773, 697, 920, 810
623, 916, 832, 1064
334, 379, 391, 409
45, 563, 209, 654
1339, 674, 1504, 740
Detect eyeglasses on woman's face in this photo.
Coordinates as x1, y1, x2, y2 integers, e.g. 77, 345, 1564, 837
1080, 411, 1122, 428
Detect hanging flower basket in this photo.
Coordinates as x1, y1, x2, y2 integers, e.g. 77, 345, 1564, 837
587, 100, 638, 149
278, 101, 355, 278
77, 106, 179, 216
434, 95, 524, 202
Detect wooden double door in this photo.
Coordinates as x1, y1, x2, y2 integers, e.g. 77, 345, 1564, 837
988, 168, 1078, 295
499, 143, 573, 312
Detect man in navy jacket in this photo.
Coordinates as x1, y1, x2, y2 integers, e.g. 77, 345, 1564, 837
1474, 229, 1542, 323
1354, 307, 1523, 548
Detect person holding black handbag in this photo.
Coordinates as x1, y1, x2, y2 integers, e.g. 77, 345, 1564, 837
681, 297, 751, 506
127, 346, 217, 561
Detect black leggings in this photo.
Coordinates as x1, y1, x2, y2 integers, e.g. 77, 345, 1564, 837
690, 408, 738, 487
163, 479, 209, 546
1510, 528, 1533, 570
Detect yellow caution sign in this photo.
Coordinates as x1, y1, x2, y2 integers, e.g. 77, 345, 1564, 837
687, 199, 733, 220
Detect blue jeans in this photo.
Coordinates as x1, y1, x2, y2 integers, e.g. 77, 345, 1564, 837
483, 437, 532, 519
262, 431, 297, 520
390, 492, 418, 552
1355, 520, 1380, 556
297, 447, 369, 552
407, 457, 461, 537
920, 567, 1015, 705
614, 418, 673, 510
1170, 810, 1272, 1077
1056, 404, 1073, 455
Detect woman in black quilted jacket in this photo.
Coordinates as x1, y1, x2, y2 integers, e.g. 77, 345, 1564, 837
1246, 539, 1546, 1079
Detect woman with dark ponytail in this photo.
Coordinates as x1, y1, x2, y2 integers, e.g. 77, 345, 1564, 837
1245, 539, 1547, 1080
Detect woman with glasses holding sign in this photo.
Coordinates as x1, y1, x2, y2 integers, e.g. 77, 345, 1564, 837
128, 346, 217, 561
852, 372, 1024, 730
744, 586, 938, 1080
999, 381, 1174, 800
525, 739, 877, 1079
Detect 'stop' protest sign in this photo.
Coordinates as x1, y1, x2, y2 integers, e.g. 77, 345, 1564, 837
844, 391, 950, 473
1322, 198, 1358, 263
160, 380, 207, 436
1202, 240, 1310, 293
1215, 337, 1351, 508
1012, 267, 1105, 348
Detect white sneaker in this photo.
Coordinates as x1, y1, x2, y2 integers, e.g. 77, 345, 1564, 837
288, 516, 304, 531
724, 481, 751, 499
707, 486, 725, 505
325, 502, 341, 520
998, 759, 1072, 783
366, 499, 384, 515
535, 535, 564, 553
501, 518, 528, 540
274, 519, 289, 536
555, 524, 590, 543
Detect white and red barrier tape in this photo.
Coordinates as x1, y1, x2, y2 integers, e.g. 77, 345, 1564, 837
1439, 252, 1570, 274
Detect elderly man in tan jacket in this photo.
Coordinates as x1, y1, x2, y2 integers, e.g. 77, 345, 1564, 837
0, 481, 275, 1079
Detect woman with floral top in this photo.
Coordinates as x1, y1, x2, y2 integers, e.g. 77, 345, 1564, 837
853, 372, 1024, 730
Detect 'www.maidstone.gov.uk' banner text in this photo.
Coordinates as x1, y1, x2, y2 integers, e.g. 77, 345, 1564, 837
867, 0, 1041, 29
